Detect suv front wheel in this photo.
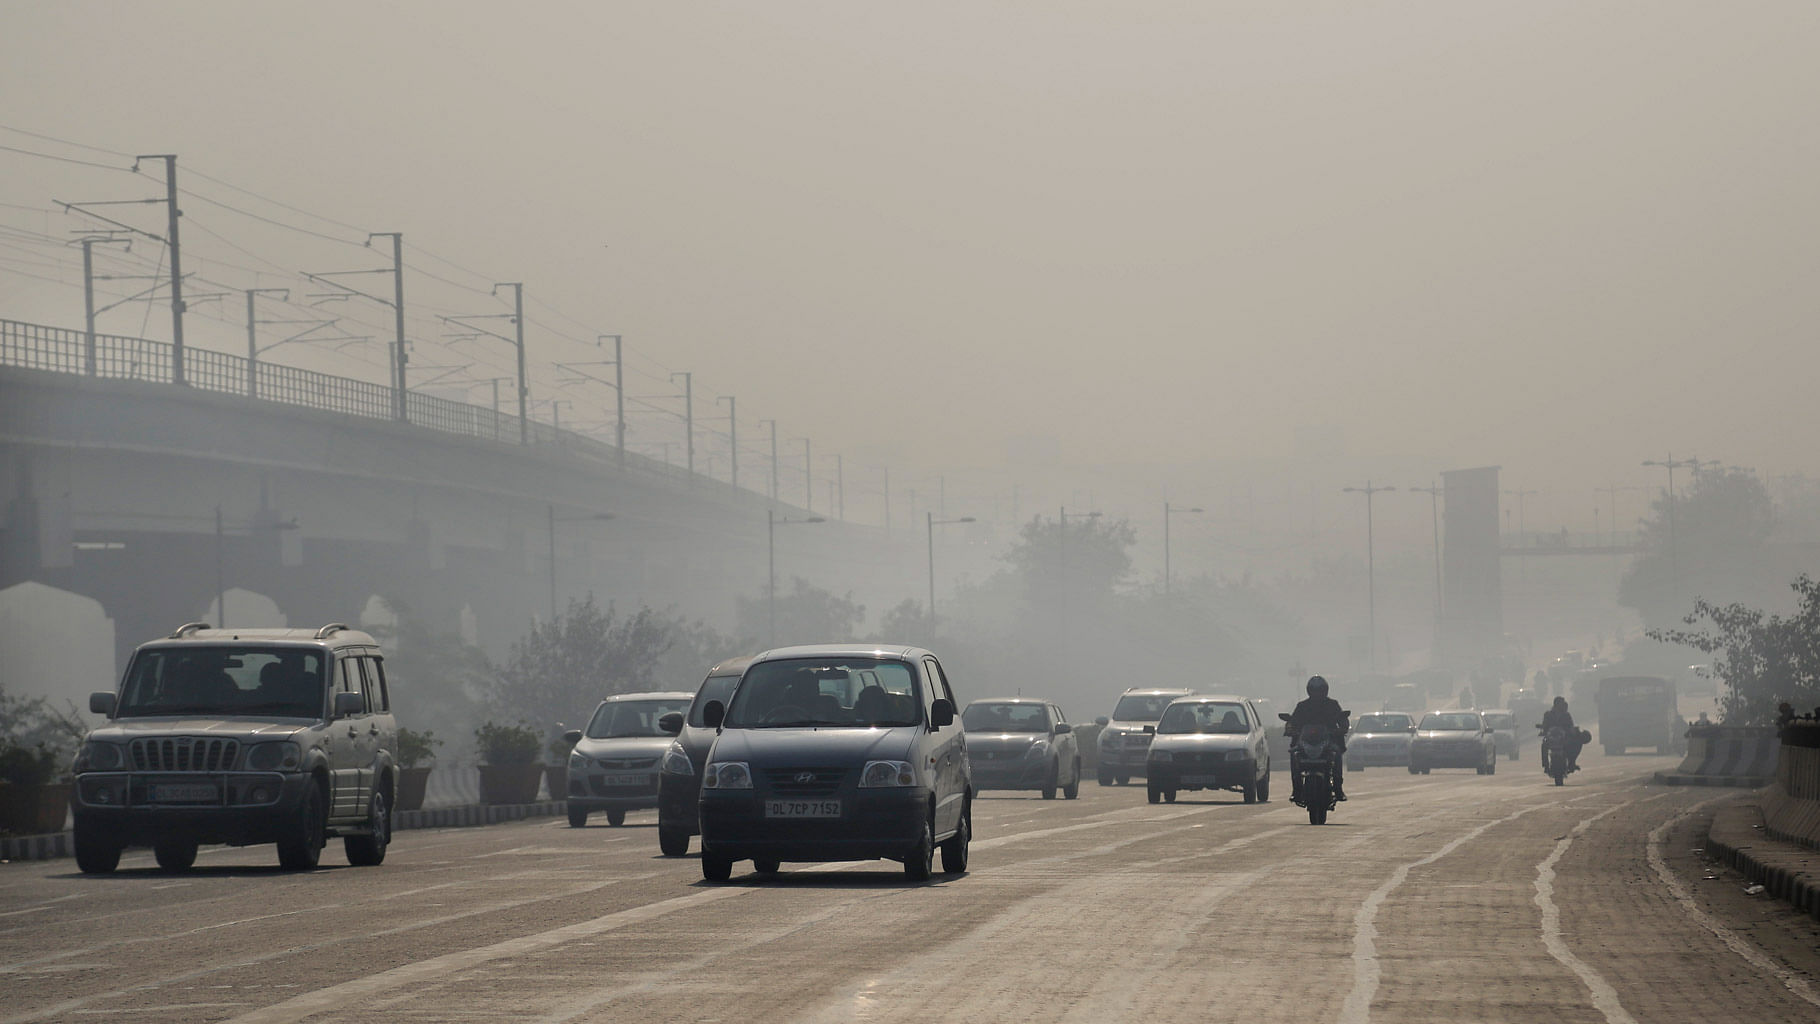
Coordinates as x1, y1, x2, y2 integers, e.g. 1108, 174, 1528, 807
345, 788, 391, 866
277, 780, 327, 871
74, 824, 122, 874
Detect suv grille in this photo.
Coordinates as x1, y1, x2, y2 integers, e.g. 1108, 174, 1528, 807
131, 737, 240, 772
762, 767, 845, 796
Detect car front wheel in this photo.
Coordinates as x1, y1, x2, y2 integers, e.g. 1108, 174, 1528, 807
905, 815, 935, 881
940, 806, 970, 874
346, 789, 391, 866
277, 781, 326, 871
73, 823, 121, 874
658, 828, 690, 856
702, 852, 733, 883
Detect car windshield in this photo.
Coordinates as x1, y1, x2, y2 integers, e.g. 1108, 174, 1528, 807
116, 646, 326, 718
1356, 714, 1412, 732
1157, 702, 1249, 734
962, 702, 1048, 732
724, 657, 920, 728
1482, 713, 1513, 729
1420, 713, 1483, 731
688, 675, 739, 728
587, 699, 692, 738
1111, 694, 1180, 721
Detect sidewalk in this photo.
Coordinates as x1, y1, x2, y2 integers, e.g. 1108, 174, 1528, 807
1704, 795, 1820, 921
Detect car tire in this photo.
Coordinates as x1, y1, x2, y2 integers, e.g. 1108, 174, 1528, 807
568, 807, 589, 828
1486, 754, 1497, 776
73, 824, 121, 874
1097, 769, 1113, 787
276, 780, 326, 871
606, 808, 626, 827
1243, 766, 1259, 804
1062, 760, 1080, 800
940, 805, 970, 874
904, 815, 935, 882
1041, 762, 1057, 800
1258, 768, 1270, 803
153, 837, 197, 872
753, 857, 780, 875
658, 827, 690, 857
1116, 774, 1130, 786
1421, 769, 1431, 775
345, 788, 391, 866
1147, 782, 1161, 804
1163, 788, 1176, 803
701, 852, 733, 883
1408, 765, 1421, 774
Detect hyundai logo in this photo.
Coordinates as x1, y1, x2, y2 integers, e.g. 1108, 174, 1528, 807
794, 772, 816, 784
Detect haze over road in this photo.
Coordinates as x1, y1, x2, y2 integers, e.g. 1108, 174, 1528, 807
4, 750, 1817, 1024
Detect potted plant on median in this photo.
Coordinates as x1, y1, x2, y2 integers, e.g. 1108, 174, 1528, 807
0, 689, 83, 837
475, 721, 544, 804
394, 727, 442, 812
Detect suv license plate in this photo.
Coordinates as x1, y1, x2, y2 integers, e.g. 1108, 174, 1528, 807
150, 783, 218, 803
600, 772, 649, 787
765, 800, 841, 818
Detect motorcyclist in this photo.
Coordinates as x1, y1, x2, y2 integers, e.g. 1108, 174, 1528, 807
1285, 675, 1349, 804
1540, 696, 1583, 773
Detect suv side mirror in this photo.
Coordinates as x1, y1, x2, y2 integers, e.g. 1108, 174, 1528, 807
332, 691, 365, 719
1052, 722, 1072, 736
930, 698, 955, 729
702, 700, 725, 730
1095, 716, 1110, 727
89, 691, 117, 717
658, 712, 684, 735
1142, 724, 1156, 735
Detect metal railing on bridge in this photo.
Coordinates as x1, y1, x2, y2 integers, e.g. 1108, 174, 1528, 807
0, 318, 749, 499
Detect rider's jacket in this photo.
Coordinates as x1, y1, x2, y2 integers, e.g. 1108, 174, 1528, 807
1287, 695, 1350, 737
1542, 706, 1577, 731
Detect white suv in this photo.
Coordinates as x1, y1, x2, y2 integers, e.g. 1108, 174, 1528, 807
72, 622, 398, 873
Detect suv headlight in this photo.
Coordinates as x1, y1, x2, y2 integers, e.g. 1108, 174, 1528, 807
244, 741, 301, 771
75, 740, 125, 772
703, 761, 751, 789
859, 760, 915, 787
1099, 729, 1118, 747
661, 743, 694, 776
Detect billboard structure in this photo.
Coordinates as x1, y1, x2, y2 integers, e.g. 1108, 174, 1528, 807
1441, 466, 1502, 670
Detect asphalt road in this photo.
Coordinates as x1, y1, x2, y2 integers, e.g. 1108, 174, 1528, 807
4, 747, 1819, 1024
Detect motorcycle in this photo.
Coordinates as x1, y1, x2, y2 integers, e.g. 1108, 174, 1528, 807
1280, 712, 1343, 825
1539, 724, 1569, 786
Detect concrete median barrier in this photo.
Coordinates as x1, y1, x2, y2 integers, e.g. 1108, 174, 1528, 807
1654, 725, 1779, 787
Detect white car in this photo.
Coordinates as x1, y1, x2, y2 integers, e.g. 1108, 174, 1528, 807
1345, 712, 1416, 771
1143, 695, 1272, 804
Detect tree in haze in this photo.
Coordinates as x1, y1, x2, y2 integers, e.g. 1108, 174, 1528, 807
369, 597, 493, 758
1620, 468, 1780, 629
1649, 574, 1820, 725
652, 613, 756, 687
733, 577, 866, 647
488, 595, 677, 734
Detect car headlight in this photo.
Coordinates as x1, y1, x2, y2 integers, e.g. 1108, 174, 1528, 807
661, 743, 694, 776
244, 741, 301, 771
1024, 739, 1049, 758
859, 760, 915, 787
1098, 730, 1117, 747
1224, 750, 1248, 761
1149, 750, 1172, 763
569, 750, 589, 770
75, 740, 125, 772
703, 761, 751, 789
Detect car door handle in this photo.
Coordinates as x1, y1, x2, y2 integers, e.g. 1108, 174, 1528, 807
347, 726, 358, 738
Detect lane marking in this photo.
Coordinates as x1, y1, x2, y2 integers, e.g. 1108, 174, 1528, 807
1337, 801, 1547, 1024
1533, 802, 1638, 1024
1647, 799, 1820, 1008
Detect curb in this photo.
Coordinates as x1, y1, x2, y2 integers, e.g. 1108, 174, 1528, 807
0, 800, 570, 864
1704, 800, 1820, 921
1654, 772, 1773, 788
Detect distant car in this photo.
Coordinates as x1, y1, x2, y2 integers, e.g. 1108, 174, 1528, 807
1345, 711, 1416, 771
962, 698, 1080, 798
1481, 710, 1519, 760
1096, 687, 1196, 785
565, 691, 694, 827
1143, 695, 1271, 804
697, 645, 970, 882
1251, 697, 1289, 771
656, 656, 754, 856
1408, 710, 1497, 775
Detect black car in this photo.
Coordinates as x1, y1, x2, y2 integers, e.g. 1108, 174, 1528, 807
655, 656, 753, 856
697, 645, 971, 882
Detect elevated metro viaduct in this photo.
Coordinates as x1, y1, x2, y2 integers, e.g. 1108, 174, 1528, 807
1, 363, 912, 676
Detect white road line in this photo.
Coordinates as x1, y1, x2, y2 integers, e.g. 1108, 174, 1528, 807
1647, 799, 1820, 1008
1337, 801, 1547, 1024
1533, 802, 1638, 1024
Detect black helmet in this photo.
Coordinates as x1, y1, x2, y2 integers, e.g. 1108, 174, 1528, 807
1307, 675, 1329, 697
1553, 696, 1567, 707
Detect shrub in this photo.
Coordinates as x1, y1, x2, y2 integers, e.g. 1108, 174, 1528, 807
474, 721, 541, 766
397, 727, 442, 770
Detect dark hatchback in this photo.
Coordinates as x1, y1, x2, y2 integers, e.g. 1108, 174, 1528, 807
697, 645, 971, 882
655, 655, 753, 856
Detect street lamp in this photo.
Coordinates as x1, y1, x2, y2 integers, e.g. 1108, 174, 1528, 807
1642, 454, 1702, 588
1162, 502, 1203, 597
1409, 482, 1443, 651
1342, 481, 1395, 671
927, 513, 976, 626
548, 504, 614, 621
768, 509, 825, 646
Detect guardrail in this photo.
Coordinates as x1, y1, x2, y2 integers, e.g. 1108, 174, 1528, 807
1, 318, 767, 504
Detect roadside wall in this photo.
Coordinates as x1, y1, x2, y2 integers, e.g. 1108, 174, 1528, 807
1763, 721, 1820, 850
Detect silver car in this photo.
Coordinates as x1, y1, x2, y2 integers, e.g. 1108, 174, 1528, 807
1482, 709, 1520, 761
1407, 709, 1498, 775
1144, 695, 1272, 804
962, 697, 1080, 799
1096, 687, 1195, 785
1345, 711, 1416, 771
565, 691, 694, 827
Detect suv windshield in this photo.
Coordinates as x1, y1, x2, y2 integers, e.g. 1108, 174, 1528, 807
724, 658, 919, 728
1420, 713, 1482, 731
588, 698, 692, 738
962, 702, 1048, 732
117, 646, 326, 718
1112, 694, 1180, 720
1157, 702, 1249, 734
1356, 714, 1412, 732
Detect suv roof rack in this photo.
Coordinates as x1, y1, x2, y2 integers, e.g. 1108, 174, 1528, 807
315, 622, 351, 640
169, 622, 212, 638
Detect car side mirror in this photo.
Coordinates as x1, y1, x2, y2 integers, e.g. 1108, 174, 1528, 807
1277, 713, 1292, 722
332, 691, 365, 719
1052, 722, 1072, 736
563, 729, 583, 745
1095, 716, 1109, 727
702, 700, 725, 730
89, 691, 117, 717
930, 698, 955, 729
658, 712, 683, 735
1408, 726, 1418, 733
1142, 724, 1155, 735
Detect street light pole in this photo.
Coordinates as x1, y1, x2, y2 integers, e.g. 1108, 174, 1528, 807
1342, 481, 1395, 671
1642, 454, 1701, 591
718, 395, 737, 490
1162, 502, 1203, 597
768, 510, 824, 646
1410, 482, 1444, 650
927, 512, 977, 627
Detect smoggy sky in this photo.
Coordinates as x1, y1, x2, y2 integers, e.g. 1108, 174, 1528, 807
4, 2, 1817, 548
